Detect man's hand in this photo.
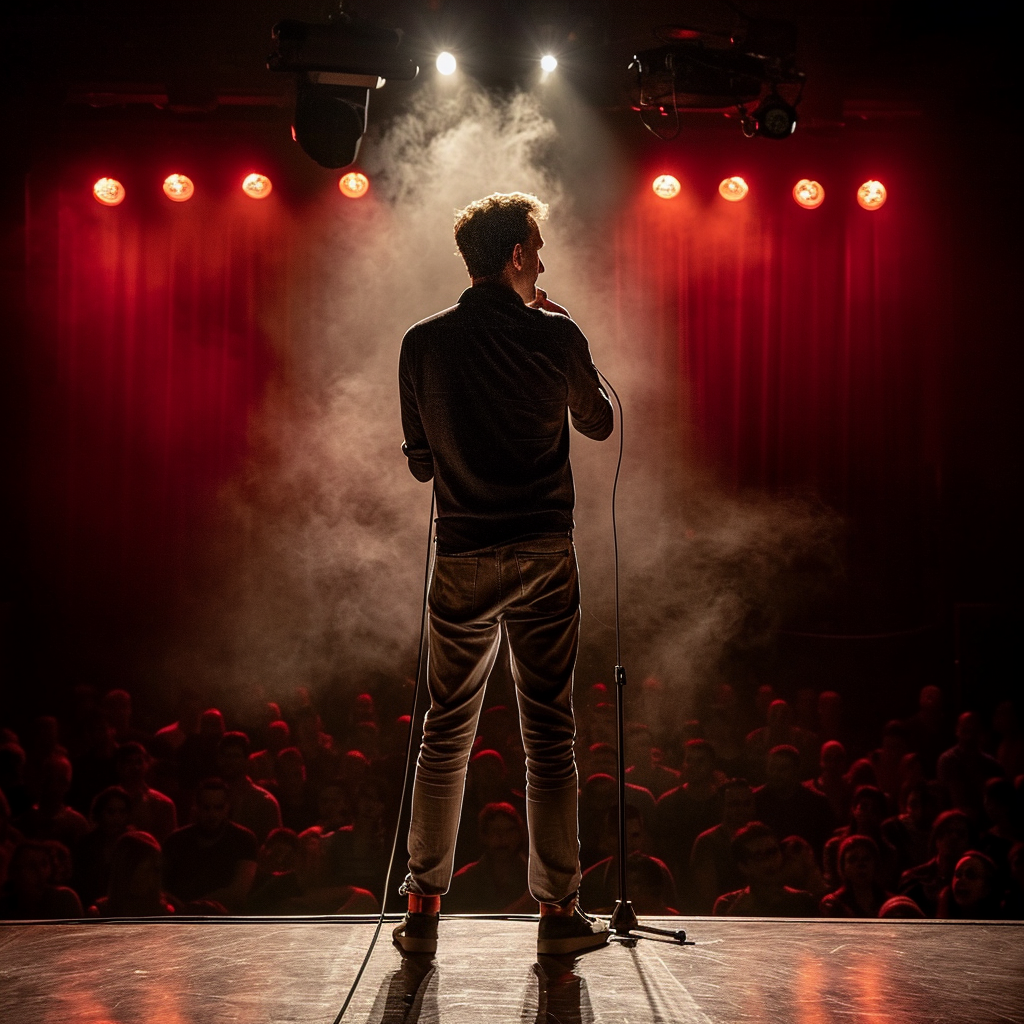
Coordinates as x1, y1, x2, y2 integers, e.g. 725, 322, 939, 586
527, 287, 571, 318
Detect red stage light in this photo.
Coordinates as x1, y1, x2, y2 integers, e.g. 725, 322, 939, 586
793, 179, 824, 209
857, 179, 887, 210
652, 174, 681, 200
339, 172, 369, 199
719, 176, 749, 202
242, 173, 273, 199
93, 178, 125, 206
163, 174, 194, 202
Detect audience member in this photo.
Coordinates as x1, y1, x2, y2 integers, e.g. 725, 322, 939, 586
580, 773, 655, 869
162, 778, 258, 912
625, 723, 680, 799
903, 685, 953, 778
71, 785, 134, 908
753, 746, 835, 861
820, 835, 893, 917
991, 701, 1024, 780
217, 732, 282, 843
0, 742, 31, 819
878, 895, 925, 918
268, 747, 318, 834
712, 823, 819, 917
0, 840, 82, 919
324, 781, 389, 897
152, 688, 203, 758
17, 755, 90, 848
654, 739, 721, 889
90, 831, 176, 917
810, 740, 853, 824
746, 701, 816, 783
779, 835, 829, 899
823, 785, 899, 890
882, 780, 939, 877
446, 802, 532, 913
937, 712, 1005, 821
690, 779, 757, 914
898, 808, 971, 916
702, 684, 746, 778
248, 720, 292, 785
937, 851, 1003, 919
101, 690, 148, 746
978, 777, 1019, 878
114, 742, 177, 842
579, 805, 676, 915
870, 721, 911, 806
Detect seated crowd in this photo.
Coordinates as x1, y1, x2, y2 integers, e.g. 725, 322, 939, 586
0, 678, 1021, 921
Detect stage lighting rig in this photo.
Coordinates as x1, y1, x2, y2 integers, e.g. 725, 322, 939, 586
269, 9, 418, 169
630, 17, 804, 141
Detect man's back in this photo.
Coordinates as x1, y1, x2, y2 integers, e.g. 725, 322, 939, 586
400, 282, 612, 552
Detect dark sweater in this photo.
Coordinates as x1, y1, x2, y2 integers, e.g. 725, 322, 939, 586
399, 282, 613, 552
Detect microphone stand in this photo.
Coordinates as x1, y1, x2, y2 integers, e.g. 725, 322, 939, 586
608, 663, 690, 946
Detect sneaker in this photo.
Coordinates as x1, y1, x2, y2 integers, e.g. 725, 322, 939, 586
392, 912, 439, 955
537, 905, 610, 956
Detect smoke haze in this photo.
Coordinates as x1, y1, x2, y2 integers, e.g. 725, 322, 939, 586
171, 80, 841, 712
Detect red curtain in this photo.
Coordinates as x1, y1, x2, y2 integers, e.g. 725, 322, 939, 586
19, 131, 954, 679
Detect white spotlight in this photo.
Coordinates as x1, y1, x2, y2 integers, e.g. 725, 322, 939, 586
436, 51, 457, 75
540, 54, 558, 73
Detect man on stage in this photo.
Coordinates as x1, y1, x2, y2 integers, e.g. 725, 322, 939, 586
395, 191, 614, 956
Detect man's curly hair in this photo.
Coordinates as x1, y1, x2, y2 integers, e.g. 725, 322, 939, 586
453, 192, 549, 279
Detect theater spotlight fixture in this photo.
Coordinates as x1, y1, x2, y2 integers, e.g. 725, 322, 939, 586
339, 171, 369, 198
540, 54, 558, 73
652, 174, 681, 199
436, 51, 457, 75
793, 179, 824, 209
753, 92, 797, 139
857, 179, 887, 210
269, 13, 418, 169
630, 18, 804, 141
242, 173, 273, 199
719, 176, 749, 202
163, 174, 194, 202
93, 177, 125, 206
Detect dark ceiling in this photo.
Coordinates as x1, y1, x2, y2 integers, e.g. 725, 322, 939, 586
4, 0, 1015, 143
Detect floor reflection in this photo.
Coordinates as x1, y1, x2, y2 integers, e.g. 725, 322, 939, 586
366, 954, 438, 1024
529, 955, 594, 1024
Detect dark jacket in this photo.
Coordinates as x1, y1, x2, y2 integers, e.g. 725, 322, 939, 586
399, 282, 613, 551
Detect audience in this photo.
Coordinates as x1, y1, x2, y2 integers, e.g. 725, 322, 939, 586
446, 802, 532, 913
0, 676, 1019, 921
162, 778, 258, 912
820, 835, 893, 917
712, 822, 819, 917
90, 831, 176, 917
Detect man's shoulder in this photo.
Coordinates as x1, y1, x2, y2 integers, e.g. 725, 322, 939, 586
405, 302, 461, 337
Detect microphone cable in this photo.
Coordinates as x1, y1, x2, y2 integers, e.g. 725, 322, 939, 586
329, 490, 436, 1023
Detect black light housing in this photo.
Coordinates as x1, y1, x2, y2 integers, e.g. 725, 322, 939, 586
269, 14, 418, 169
753, 92, 798, 139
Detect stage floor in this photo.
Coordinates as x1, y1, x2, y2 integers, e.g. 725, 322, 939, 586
1, 916, 1021, 1024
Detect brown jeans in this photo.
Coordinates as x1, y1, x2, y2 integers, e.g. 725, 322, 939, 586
405, 533, 582, 903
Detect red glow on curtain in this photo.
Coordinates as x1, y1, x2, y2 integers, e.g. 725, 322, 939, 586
25, 178, 285, 610
614, 165, 945, 513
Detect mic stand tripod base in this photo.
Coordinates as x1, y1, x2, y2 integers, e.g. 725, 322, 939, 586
609, 899, 690, 946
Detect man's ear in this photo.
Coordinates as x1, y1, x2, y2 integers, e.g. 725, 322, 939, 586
511, 242, 524, 271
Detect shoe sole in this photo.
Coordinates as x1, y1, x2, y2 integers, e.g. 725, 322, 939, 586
393, 936, 438, 954
392, 922, 438, 955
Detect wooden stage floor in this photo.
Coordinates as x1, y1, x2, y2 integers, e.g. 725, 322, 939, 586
1, 916, 1021, 1024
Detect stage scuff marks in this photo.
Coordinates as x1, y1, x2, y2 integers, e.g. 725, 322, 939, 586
2, 917, 1021, 1023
